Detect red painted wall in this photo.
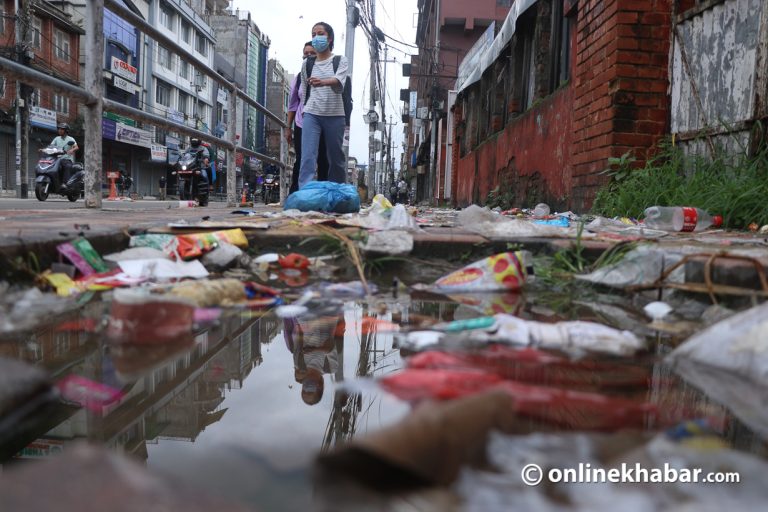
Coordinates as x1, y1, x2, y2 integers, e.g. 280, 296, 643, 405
455, 84, 574, 207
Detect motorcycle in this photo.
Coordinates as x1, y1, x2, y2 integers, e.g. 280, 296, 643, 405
34, 141, 84, 202
171, 148, 209, 206
262, 174, 279, 204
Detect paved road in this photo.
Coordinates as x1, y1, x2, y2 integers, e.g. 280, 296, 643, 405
0, 198, 238, 211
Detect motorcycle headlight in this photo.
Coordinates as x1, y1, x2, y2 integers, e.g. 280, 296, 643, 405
181, 165, 187, 171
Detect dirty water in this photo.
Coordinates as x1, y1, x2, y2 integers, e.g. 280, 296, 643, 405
1, 267, 767, 510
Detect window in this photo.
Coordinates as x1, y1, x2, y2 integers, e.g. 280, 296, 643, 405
199, 75, 208, 92
181, 20, 191, 43
155, 127, 167, 145
160, 3, 175, 31
53, 94, 69, 114
177, 91, 189, 113
0, 77, 5, 98
195, 32, 208, 57
31, 16, 42, 49
0, 10, 5, 35
156, 80, 172, 107
158, 45, 172, 70
180, 60, 190, 80
30, 88, 40, 106
549, 0, 572, 92
54, 28, 71, 61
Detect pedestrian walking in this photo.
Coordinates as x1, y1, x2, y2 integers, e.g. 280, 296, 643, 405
297, 22, 348, 189
158, 175, 167, 201
287, 42, 329, 194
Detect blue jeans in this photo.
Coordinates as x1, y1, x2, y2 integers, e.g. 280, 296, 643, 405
299, 113, 346, 189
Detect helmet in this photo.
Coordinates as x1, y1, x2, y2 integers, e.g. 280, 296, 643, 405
190, 137, 201, 147
57, 123, 70, 132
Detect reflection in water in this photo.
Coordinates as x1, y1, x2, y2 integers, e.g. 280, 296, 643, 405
1, 289, 766, 506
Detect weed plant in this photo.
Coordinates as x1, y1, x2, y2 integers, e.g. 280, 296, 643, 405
592, 139, 768, 228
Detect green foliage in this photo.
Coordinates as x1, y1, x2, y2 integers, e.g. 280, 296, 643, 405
592, 139, 768, 228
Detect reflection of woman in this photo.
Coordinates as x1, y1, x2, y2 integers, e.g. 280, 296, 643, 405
298, 22, 348, 189
287, 42, 329, 194
284, 316, 344, 405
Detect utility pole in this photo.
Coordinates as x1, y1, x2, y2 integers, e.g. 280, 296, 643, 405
343, 0, 358, 164
84, 0, 104, 208
428, 0, 441, 202
14, 0, 29, 198
367, 0, 376, 199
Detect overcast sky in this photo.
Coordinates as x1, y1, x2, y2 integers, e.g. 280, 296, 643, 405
233, 0, 418, 166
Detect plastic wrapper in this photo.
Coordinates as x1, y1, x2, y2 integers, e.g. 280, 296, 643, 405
666, 301, 768, 438
56, 374, 124, 412
494, 314, 645, 356
117, 258, 209, 280
166, 278, 247, 307
380, 368, 658, 430
407, 348, 650, 389
57, 238, 109, 277
361, 230, 414, 255
428, 252, 526, 293
284, 181, 361, 213
201, 242, 243, 268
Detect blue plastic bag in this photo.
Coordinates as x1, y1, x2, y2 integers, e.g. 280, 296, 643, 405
284, 181, 361, 213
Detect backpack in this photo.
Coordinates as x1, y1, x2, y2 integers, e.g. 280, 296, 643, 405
301, 55, 353, 126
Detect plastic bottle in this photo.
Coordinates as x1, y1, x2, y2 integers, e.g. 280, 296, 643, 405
643, 206, 722, 232
533, 203, 551, 216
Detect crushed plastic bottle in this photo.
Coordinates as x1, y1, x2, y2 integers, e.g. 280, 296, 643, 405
532, 203, 550, 216
643, 206, 722, 232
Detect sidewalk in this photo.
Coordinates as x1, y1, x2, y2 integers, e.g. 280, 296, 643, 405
1, 200, 768, 293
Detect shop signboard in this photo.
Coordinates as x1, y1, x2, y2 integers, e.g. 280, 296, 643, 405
103, 112, 136, 127
113, 75, 137, 95
110, 56, 137, 83
115, 122, 152, 148
29, 106, 57, 131
151, 144, 167, 162
102, 118, 116, 140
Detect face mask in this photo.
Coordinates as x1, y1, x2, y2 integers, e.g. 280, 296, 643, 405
312, 35, 329, 53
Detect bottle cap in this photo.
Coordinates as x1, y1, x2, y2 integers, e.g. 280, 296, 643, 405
712, 215, 723, 227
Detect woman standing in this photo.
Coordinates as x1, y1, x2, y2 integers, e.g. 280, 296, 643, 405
298, 22, 348, 189
286, 42, 329, 194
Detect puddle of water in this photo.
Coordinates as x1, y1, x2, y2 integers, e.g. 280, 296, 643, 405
1, 279, 766, 508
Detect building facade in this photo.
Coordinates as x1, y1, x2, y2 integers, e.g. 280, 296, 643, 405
403, 0, 512, 203
0, 0, 83, 192
264, 59, 290, 166
207, 8, 270, 190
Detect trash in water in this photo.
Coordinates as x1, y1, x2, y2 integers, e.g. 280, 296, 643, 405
201, 242, 243, 269
644, 301, 673, 320
666, 301, 768, 438
117, 258, 209, 280
427, 252, 527, 293
278, 253, 311, 270
55, 374, 124, 412
106, 288, 195, 344
532, 203, 551, 216
361, 230, 414, 255
56, 238, 109, 277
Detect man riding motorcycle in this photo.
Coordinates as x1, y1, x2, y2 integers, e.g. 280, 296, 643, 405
44, 123, 79, 191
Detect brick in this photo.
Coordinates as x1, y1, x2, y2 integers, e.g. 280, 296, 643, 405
616, 11, 639, 24
636, 66, 667, 79
613, 132, 654, 147
641, 12, 670, 25
636, 120, 667, 134
617, 51, 651, 65
622, 0, 655, 11
617, 24, 652, 39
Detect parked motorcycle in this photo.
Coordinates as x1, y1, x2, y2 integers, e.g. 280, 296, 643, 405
34, 141, 84, 202
262, 174, 279, 204
171, 148, 209, 206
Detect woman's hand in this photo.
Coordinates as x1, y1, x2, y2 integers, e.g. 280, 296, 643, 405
284, 127, 292, 145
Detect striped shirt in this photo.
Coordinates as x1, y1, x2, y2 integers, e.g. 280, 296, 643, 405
303, 55, 348, 117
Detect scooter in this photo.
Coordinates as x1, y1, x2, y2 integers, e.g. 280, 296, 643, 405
171, 149, 209, 206
34, 141, 84, 202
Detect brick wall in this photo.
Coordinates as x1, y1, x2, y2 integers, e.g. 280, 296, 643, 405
571, 0, 671, 210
